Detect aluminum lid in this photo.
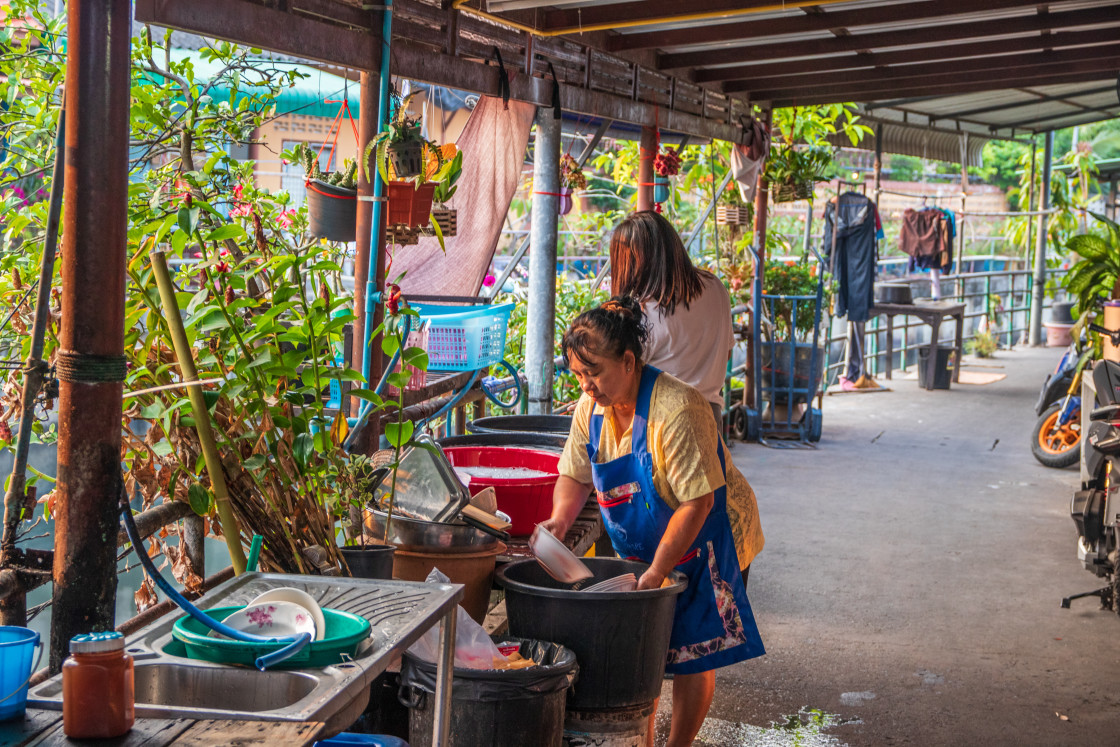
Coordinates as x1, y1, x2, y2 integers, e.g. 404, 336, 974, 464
70, 631, 124, 654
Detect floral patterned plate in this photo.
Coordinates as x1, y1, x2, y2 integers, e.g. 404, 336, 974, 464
208, 601, 317, 640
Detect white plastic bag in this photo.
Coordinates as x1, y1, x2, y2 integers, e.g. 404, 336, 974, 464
406, 567, 505, 670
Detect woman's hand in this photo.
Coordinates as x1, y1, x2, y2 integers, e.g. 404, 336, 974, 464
636, 566, 667, 591
537, 517, 568, 540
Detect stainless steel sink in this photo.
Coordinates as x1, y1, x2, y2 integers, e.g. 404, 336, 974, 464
28, 573, 462, 733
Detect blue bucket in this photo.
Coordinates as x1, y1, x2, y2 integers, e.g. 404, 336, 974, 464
0, 626, 41, 721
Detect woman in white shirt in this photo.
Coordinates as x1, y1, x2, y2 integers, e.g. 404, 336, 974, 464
609, 211, 735, 427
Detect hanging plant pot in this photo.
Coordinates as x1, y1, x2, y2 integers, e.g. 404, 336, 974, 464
387, 225, 421, 246
430, 206, 458, 237
771, 180, 814, 203
653, 176, 671, 204
305, 178, 357, 243
557, 187, 574, 216
387, 180, 437, 228
716, 205, 751, 226
388, 140, 425, 180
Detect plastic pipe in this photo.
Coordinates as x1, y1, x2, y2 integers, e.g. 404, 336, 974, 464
360, 0, 394, 387
119, 500, 309, 670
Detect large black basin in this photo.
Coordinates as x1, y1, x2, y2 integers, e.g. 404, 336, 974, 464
467, 415, 573, 437
437, 431, 567, 452
496, 558, 685, 710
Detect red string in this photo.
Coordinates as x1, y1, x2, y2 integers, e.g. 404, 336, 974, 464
315, 100, 360, 175
305, 180, 357, 200
533, 190, 569, 196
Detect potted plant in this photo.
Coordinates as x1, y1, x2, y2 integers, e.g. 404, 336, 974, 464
289, 141, 359, 242
653, 148, 681, 204
764, 144, 831, 203
365, 93, 443, 230
1063, 212, 1120, 315
429, 148, 463, 238
760, 259, 829, 403
332, 454, 395, 579
558, 154, 587, 216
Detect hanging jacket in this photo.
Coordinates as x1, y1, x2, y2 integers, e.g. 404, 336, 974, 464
823, 192, 878, 323
900, 208, 955, 273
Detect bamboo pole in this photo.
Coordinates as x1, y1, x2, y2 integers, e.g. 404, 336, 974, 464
149, 249, 247, 574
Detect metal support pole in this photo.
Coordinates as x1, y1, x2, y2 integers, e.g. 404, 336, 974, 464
433, 606, 457, 747
50, 0, 131, 672
637, 126, 657, 212
1026, 138, 1037, 265
352, 69, 378, 405
526, 110, 561, 415
1110, 176, 1118, 222
873, 123, 883, 211
1029, 131, 1054, 346
683, 169, 735, 253
957, 133, 968, 278
802, 202, 813, 257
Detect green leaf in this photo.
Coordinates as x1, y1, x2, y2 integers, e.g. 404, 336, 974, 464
402, 347, 429, 371
347, 389, 383, 407
384, 420, 414, 448
382, 334, 400, 356
386, 372, 413, 389
151, 440, 173, 457
139, 402, 164, 419
247, 349, 272, 369
177, 206, 201, 236
206, 224, 245, 242
243, 454, 267, 471
1067, 235, 1111, 262
202, 389, 220, 411
187, 483, 213, 516
293, 432, 314, 474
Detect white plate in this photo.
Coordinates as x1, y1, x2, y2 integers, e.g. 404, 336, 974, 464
529, 526, 593, 584
583, 573, 637, 593
211, 601, 318, 640
247, 587, 326, 641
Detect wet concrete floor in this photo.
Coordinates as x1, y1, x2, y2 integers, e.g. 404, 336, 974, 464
657, 346, 1119, 746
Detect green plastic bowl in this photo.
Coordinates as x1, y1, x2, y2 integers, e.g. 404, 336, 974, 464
171, 606, 371, 668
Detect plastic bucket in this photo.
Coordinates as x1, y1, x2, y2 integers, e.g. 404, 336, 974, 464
496, 558, 686, 710
917, 345, 954, 390
0, 626, 41, 721
341, 545, 396, 580
306, 178, 357, 243
400, 636, 577, 747
466, 415, 572, 437
392, 542, 505, 623
442, 447, 560, 536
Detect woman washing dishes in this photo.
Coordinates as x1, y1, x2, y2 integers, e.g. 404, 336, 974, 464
609, 211, 736, 429
540, 297, 764, 747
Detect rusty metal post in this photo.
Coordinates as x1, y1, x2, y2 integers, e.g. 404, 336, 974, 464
637, 126, 657, 212
352, 69, 378, 414
50, 0, 132, 672
753, 111, 772, 266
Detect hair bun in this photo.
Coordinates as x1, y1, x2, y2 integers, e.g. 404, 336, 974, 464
601, 295, 642, 319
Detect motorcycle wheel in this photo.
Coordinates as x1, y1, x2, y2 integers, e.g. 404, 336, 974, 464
1031, 403, 1081, 469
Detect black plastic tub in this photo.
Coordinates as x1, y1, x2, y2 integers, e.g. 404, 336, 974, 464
467, 415, 573, 437
496, 558, 686, 710
437, 431, 567, 452
401, 637, 578, 747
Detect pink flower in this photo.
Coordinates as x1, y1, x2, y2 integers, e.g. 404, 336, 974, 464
229, 203, 252, 218
276, 209, 296, 229
482, 274, 496, 287
214, 262, 230, 273
232, 184, 244, 200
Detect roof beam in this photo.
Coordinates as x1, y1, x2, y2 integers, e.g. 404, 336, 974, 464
607, 0, 1047, 53
541, 1, 830, 34
725, 44, 1120, 95
1001, 104, 1120, 130
689, 19, 1120, 82
667, 6, 1120, 72
766, 69, 1120, 110
938, 84, 1119, 119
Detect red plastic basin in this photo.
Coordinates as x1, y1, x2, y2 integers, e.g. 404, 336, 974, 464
443, 446, 560, 536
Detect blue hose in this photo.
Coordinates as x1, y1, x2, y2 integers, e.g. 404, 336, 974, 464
480, 360, 522, 410
417, 369, 480, 428
119, 500, 311, 671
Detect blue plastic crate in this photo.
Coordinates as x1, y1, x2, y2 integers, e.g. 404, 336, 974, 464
411, 302, 514, 372
313, 735, 408, 747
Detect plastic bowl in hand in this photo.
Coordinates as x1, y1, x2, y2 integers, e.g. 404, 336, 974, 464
529, 525, 593, 584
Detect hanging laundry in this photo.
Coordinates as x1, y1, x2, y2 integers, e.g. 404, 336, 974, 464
730, 118, 771, 203
900, 207, 955, 273
823, 191, 881, 323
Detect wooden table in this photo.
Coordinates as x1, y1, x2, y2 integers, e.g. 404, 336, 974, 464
1, 711, 325, 746
870, 300, 966, 390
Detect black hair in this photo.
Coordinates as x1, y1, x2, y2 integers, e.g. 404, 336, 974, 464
562, 295, 649, 367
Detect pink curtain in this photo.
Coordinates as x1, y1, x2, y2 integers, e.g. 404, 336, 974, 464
393, 96, 536, 296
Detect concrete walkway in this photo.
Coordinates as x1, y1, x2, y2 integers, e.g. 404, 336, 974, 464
663, 347, 1117, 746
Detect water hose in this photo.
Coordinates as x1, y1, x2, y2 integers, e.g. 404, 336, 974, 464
480, 360, 522, 410
417, 369, 480, 428
342, 315, 411, 453
119, 494, 310, 670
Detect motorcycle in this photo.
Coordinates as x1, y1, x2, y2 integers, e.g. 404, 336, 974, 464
1030, 334, 1089, 469
1064, 324, 1120, 613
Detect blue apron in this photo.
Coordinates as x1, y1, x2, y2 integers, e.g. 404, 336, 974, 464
586, 366, 764, 675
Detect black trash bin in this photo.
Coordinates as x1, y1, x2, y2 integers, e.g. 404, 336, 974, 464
400, 637, 578, 747
917, 345, 954, 390
467, 415, 573, 437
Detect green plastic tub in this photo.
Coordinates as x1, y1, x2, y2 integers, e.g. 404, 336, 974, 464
171, 606, 371, 668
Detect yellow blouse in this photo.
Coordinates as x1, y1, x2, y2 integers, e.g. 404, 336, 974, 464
558, 372, 764, 569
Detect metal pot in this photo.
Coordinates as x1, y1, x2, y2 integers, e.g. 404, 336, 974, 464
362, 508, 495, 550
875, 283, 913, 305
